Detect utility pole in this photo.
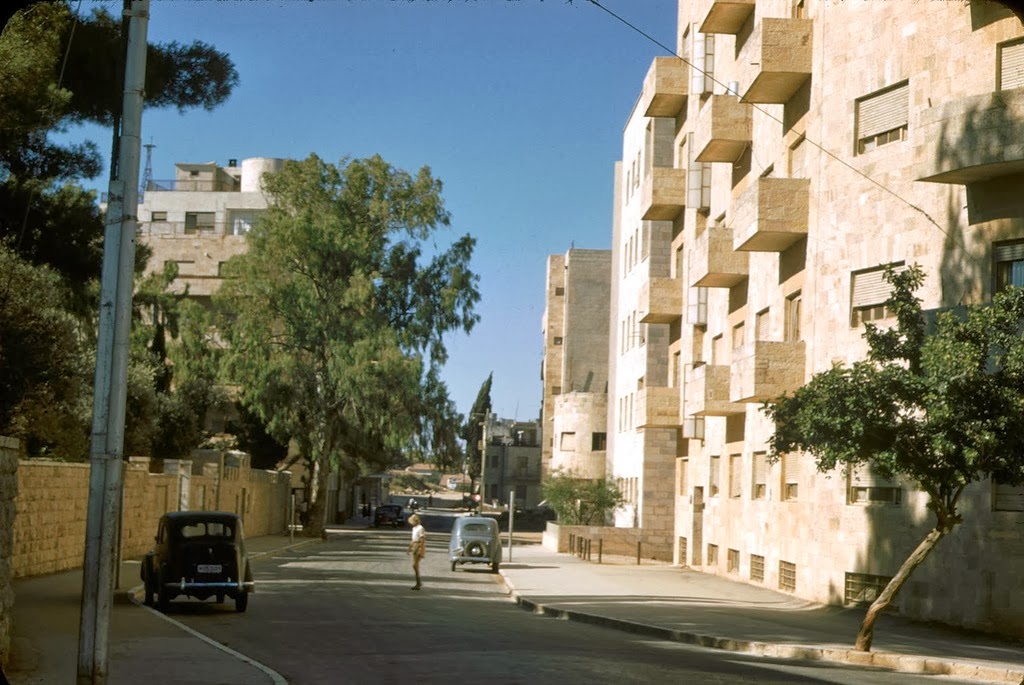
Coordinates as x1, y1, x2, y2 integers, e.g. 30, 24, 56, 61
77, 2, 149, 683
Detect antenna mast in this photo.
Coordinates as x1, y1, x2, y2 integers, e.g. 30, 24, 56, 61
140, 141, 155, 197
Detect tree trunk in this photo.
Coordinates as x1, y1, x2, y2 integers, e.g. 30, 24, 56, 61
854, 526, 949, 651
305, 458, 330, 538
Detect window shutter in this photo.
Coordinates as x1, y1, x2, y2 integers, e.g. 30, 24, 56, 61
753, 453, 767, 484
851, 264, 906, 308
1000, 40, 1024, 91
994, 481, 1024, 511
729, 454, 742, 496
783, 453, 799, 484
995, 241, 1024, 263
850, 463, 898, 488
857, 83, 909, 139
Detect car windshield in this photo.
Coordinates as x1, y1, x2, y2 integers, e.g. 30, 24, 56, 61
178, 521, 233, 538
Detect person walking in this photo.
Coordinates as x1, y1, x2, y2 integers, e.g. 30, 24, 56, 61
407, 513, 426, 590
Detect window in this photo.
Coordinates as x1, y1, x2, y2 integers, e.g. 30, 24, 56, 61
779, 560, 797, 592
150, 210, 167, 222
555, 286, 565, 296
515, 456, 529, 477
167, 259, 195, 276
688, 286, 709, 326
552, 386, 561, 395
732, 322, 745, 350
848, 464, 902, 505
709, 455, 721, 497
782, 452, 799, 501
686, 133, 712, 212
998, 38, 1024, 91
707, 543, 719, 566
729, 454, 742, 498
750, 554, 765, 582
755, 308, 770, 341
515, 484, 527, 501
727, 549, 740, 574
784, 291, 802, 342
850, 263, 906, 327
559, 432, 576, 451
184, 211, 216, 234
678, 458, 689, 496
217, 261, 232, 278
994, 241, 1024, 293
752, 452, 767, 499
993, 478, 1024, 512
229, 210, 260, 235
591, 432, 607, 451
553, 337, 563, 346
711, 334, 724, 364
672, 351, 682, 388
690, 26, 715, 95
855, 81, 909, 154
845, 572, 893, 606
678, 537, 688, 565
788, 135, 808, 179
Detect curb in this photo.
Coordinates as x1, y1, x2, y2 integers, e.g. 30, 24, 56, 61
499, 573, 1024, 685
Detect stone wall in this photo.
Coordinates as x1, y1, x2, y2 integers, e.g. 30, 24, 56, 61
10, 451, 290, 580
543, 521, 672, 561
0, 436, 19, 670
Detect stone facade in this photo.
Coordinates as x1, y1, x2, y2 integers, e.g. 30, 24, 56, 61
0, 437, 18, 670
480, 417, 542, 508
543, 249, 612, 481
602, 0, 1024, 633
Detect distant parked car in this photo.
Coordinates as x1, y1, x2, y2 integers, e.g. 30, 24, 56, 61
449, 516, 501, 573
373, 504, 405, 528
141, 511, 253, 613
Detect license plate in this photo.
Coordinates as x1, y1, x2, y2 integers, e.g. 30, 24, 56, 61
197, 564, 222, 574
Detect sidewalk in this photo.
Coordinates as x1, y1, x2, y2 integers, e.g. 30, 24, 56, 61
6, 523, 1023, 684
497, 543, 1024, 685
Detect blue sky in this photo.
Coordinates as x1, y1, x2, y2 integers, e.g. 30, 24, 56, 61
68, 0, 678, 420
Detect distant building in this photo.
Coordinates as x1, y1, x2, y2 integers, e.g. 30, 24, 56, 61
480, 415, 542, 508
541, 249, 612, 482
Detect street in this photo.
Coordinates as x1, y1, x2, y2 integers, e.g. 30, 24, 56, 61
145, 512, 984, 685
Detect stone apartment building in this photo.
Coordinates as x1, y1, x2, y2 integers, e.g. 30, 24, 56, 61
605, 0, 1024, 635
480, 415, 542, 508
138, 157, 283, 300
541, 249, 612, 482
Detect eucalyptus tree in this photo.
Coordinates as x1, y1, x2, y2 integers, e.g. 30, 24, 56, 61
218, 155, 479, 535
764, 266, 1024, 651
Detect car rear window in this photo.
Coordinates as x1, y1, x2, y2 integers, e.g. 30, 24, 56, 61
179, 522, 233, 538
463, 523, 490, 532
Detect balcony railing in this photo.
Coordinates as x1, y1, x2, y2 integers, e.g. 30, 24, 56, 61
690, 224, 749, 288
730, 340, 806, 403
635, 386, 681, 429
639, 57, 689, 118
685, 363, 742, 416
640, 167, 687, 221
738, 18, 813, 104
732, 177, 810, 252
144, 179, 240, 193
699, 0, 755, 34
693, 95, 753, 163
138, 221, 253, 237
639, 276, 683, 324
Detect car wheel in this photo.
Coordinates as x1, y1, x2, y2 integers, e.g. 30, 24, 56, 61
235, 590, 248, 613
492, 562, 500, 573
450, 560, 457, 572
156, 572, 170, 612
143, 577, 154, 607
216, 593, 225, 604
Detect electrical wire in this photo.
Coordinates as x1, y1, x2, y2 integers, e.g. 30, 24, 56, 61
583, 0, 981, 266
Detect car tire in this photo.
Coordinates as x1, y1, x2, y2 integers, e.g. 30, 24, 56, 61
492, 562, 500, 574
450, 560, 457, 572
216, 593, 225, 604
143, 578, 154, 607
157, 571, 170, 612
235, 590, 248, 613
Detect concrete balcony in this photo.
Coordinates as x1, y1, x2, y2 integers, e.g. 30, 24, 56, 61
738, 18, 813, 104
730, 340, 806, 403
699, 0, 755, 34
914, 89, 1024, 184
732, 177, 810, 252
640, 167, 687, 221
639, 277, 683, 324
685, 363, 742, 416
639, 57, 689, 118
635, 386, 681, 429
694, 95, 753, 163
690, 224, 749, 288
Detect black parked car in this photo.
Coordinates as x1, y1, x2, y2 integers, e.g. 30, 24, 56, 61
373, 504, 405, 528
141, 511, 254, 612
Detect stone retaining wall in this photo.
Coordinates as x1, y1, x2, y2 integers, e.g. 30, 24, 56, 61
542, 521, 673, 561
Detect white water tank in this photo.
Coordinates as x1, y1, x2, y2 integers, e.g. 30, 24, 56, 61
240, 157, 285, 192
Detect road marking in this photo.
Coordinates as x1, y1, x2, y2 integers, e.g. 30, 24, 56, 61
129, 593, 288, 685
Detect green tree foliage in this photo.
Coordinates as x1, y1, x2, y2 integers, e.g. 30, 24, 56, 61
462, 372, 493, 489
540, 468, 625, 526
217, 154, 480, 536
764, 265, 1024, 652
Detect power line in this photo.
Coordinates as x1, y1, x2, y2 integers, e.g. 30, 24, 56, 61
584, 0, 980, 266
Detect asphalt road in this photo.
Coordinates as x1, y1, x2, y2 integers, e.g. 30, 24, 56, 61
141, 513, 982, 685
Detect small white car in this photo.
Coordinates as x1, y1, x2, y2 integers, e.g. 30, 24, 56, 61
448, 516, 501, 573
